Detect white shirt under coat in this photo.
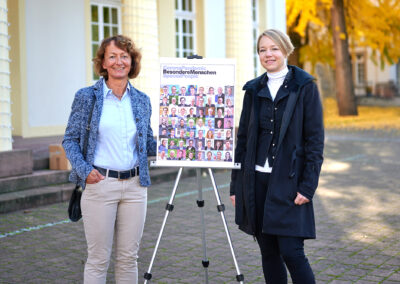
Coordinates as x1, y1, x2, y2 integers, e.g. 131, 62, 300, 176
255, 66, 288, 173
93, 80, 138, 171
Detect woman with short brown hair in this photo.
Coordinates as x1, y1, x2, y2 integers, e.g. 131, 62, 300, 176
63, 34, 156, 283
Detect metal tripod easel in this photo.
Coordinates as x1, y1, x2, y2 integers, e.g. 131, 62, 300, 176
143, 167, 244, 283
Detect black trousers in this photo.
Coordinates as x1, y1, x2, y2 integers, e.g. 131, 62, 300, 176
255, 171, 315, 284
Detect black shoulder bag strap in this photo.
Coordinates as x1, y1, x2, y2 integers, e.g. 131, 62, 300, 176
68, 95, 96, 222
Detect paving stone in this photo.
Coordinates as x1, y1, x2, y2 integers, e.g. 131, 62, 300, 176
0, 130, 400, 283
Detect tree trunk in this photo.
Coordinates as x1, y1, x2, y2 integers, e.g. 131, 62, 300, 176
331, 0, 358, 116
287, 30, 303, 69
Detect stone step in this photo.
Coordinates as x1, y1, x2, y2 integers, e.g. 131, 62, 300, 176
0, 170, 70, 194
0, 167, 205, 214
0, 183, 76, 214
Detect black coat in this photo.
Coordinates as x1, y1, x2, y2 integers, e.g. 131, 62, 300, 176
230, 65, 324, 239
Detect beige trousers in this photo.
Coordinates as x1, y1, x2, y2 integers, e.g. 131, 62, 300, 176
81, 175, 147, 284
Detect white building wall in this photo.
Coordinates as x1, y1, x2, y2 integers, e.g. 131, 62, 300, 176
25, 0, 86, 127
366, 49, 391, 86
0, 0, 11, 150
204, 0, 225, 58
266, 0, 286, 31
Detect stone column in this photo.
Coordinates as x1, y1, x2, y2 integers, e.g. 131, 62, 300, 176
225, 0, 254, 127
122, 0, 160, 129
0, 0, 11, 151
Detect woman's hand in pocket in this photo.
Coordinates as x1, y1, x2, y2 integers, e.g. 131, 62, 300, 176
86, 169, 105, 184
294, 192, 309, 205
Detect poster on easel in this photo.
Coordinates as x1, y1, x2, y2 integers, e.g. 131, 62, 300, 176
155, 57, 236, 168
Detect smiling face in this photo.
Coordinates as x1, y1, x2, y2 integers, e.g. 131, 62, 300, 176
180, 87, 186, 95
258, 36, 286, 73
102, 41, 132, 81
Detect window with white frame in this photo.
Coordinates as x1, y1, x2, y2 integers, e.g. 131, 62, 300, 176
252, 0, 260, 77
91, 2, 121, 79
354, 53, 366, 86
175, 0, 196, 58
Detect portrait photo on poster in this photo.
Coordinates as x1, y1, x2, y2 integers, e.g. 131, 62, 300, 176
156, 58, 236, 168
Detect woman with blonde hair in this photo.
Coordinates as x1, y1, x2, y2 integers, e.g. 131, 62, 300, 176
230, 29, 324, 283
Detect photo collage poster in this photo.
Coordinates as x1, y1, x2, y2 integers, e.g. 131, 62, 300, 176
157, 58, 236, 168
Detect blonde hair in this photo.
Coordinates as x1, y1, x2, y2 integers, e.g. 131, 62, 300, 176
257, 29, 294, 57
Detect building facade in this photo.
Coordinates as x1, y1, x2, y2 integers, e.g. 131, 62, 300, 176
4, 0, 285, 149
3, 0, 398, 152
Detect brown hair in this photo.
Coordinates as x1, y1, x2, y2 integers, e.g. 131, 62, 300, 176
257, 29, 294, 57
93, 35, 141, 80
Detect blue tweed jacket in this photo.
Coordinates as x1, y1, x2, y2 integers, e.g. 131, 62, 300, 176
62, 78, 157, 188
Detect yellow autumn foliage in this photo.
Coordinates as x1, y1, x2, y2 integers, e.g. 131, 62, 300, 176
323, 98, 400, 131
287, 0, 400, 68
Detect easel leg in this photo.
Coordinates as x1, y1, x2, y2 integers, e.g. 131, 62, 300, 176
208, 168, 244, 283
196, 169, 209, 284
144, 167, 183, 283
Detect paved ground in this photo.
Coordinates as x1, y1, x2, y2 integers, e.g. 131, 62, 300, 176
1, 130, 399, 283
